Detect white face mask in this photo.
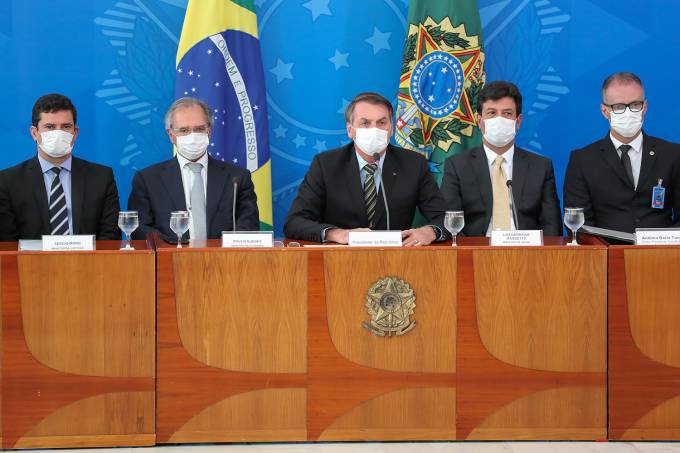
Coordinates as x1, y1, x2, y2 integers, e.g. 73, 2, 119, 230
482, 116, 517, 147
609, 109, 643, 138
38, 130, 73, 158
176, 132, 209, 160
353, 127, 389, 156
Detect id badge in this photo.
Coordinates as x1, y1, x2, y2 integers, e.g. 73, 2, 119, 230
652, 179, 665, 209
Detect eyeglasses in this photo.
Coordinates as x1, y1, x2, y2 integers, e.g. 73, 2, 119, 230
604, 101, 645, 114
172, 125, 209, 136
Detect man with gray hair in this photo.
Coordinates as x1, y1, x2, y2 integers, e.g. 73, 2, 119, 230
564, 72, 680, 234
128, 97, 259, 241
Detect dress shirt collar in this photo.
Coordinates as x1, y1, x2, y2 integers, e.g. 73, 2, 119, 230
177, 150, 209, 169
38, 153, 72, 173
609, 132, 643, 154
355, 147, 386, 172
483, 143, 514, 167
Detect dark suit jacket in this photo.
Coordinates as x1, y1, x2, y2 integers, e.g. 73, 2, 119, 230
564, 133, 680, 233
283, 143, 448, 242
128, 156, 259, 240
0, 156, 120, 241
440, 146, 562, 236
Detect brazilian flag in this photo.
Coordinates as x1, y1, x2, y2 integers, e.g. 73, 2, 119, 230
395, 0, 486, 184
175, 0, 272, 230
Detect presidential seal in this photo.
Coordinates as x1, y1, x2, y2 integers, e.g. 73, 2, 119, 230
395, 17, 485, 160
362, 277, 416, 337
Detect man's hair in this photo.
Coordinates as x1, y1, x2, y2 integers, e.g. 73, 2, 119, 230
601, 72, 644, 102
344, 92, 394, 124
32, 93, 77, 127
477, 81, 522, 115
164, 97, 214, 130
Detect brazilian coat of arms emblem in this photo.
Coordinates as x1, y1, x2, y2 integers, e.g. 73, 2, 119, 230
396, 17, 485, 159
362, 276, 417, 337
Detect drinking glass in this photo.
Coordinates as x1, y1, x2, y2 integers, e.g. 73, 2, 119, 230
564, 207, 585, 246
169, 211, 191, 248
118, 211, 139, 250
444, 211, 465, 246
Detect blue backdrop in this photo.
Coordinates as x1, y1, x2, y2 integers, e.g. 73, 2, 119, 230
2, 0, 678, 235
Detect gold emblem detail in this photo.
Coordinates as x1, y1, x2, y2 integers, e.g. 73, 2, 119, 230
362, 277, 416, 337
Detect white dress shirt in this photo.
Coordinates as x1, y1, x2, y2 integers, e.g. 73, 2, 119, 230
484, 144, 516, 236
610, 133, 643, 189
177, 152, 209, 239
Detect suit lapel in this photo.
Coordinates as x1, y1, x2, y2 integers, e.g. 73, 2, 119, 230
161, 159, 187, 211
206, 158, 228, 230
344, 147, 368, 226
511, 148, 529, 210
471, 147, 493, 212
27, 157, 50, 233
638, 134, 657, 189
600, 136, 634, 189
70, 158, 85, 234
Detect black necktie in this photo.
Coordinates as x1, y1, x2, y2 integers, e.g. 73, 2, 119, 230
363, 163, 378, 228
49, 167, 69, 235
619, 144, 634, 188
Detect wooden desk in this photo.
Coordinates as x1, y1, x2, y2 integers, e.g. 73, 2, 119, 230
608, 245, 680, 440
156, 237, 606, 442
0, 241, 155, 449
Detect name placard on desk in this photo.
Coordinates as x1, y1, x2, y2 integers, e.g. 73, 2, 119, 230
42, 235, 95, 251
635, 228, 680, 245
222, 231, 273, 248
490, 230, 543, 246
348, 231, 402, 247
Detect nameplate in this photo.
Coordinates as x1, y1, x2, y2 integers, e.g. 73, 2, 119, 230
42, 235, 95, 251
634, 228, 680, 245
348, 231, 402, 247
222, 231, 273, 248
490, 230, 543, 246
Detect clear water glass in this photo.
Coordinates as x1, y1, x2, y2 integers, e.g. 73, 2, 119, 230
564, 207, 585, 246
444, 211, 465, 246
118, 211, 139, 250
169, 211, 191, 248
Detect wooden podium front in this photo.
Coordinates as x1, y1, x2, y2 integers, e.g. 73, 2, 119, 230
156, 237, 606, 442
609, 245, 680, 440
0, 241, 156, 449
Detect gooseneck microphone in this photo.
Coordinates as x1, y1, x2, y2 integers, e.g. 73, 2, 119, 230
372, 153, 390, 231
506, 179, 519, 230
232, 177, 239, 232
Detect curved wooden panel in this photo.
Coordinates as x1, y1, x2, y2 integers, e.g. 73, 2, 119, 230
319, 388, 455, 441
620, 395, 680, 440
19, 254, 154, 377
173, 251, 307, 373
16, 392, 154, 446
468, 387, 605, 440
169, 389, 306, 442
323, 250, 456, 373
473, 249, 606, 372
625, 249, 680, 367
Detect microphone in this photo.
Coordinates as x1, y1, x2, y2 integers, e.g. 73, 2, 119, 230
372, 152, 390, 231
506, 180, 519, 230
232, 177, 239, 232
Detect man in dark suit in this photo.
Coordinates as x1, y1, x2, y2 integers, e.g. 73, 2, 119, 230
284, 92, 448, 246
0, 93, 120, 241
564, 72, 680, 233
128, 97, 259, 241
441, 81, 562, 236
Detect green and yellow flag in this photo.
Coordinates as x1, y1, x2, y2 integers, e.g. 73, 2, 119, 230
176, 0, 272, 229
395, 0, 485, 183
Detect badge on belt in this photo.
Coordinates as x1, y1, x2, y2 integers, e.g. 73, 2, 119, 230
651, 178, 665, 209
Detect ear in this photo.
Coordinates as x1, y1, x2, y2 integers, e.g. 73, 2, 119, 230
600, 103, 610, 121
515, 113, 523, 130
29, 126, 40, 143
346, 122, 353, 140
476, 113, 484, 133
641, 100, 648, 121
167, 128, 177, 145
71, 125, 80, 144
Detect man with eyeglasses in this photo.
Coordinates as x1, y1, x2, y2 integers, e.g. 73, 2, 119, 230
0, 93, 120, 241
128, 97, 259, 241
564, 72, 680, 233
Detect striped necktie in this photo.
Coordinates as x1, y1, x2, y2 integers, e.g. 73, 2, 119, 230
49, 167, 69, 235
363, 163, 378, 229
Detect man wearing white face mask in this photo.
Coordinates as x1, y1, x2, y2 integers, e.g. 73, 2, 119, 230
441, 81, 562, 236
128, 97, 259, 241
284, 92, 448, 245
564, 72, 680, 233
0, 93, 120, 240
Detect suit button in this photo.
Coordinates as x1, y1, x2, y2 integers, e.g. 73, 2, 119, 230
635, 218, 640, 223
